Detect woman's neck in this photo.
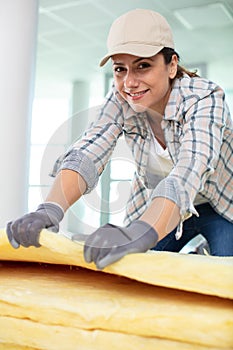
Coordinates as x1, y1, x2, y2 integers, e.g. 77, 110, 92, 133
147, 113, 166, 149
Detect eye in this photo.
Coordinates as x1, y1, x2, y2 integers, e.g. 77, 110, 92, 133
114, 66, 126, 73
137, 62, 151, 69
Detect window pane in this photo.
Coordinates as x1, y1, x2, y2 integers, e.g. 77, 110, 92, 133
31, 98, 70, 144
110, 159, 135, 180
110, 137, 135, 180
29, 144, 66, 186
28, 186, 47, 211
29, 98, 70, 212
29, 145, 46, 185
109, 181, 131, 225
81, 183, 102, 232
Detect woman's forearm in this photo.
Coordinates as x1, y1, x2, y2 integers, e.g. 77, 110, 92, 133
45, 169, 87, 212
140, 197, 180, 240
46, 170, 180, 238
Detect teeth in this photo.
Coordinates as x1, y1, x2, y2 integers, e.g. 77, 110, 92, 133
130, 90, 146, 97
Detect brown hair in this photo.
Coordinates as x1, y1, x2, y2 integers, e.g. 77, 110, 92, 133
160, 47, 199, 79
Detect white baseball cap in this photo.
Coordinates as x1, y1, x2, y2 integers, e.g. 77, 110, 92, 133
99, 8, 174, 67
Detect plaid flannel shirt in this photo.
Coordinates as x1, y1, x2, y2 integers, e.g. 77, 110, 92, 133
51, 74, 233, 228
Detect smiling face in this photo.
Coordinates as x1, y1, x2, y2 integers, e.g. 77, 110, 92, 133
112, 53, 178, 114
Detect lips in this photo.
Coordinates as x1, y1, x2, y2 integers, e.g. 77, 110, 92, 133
125, 89, 149, 100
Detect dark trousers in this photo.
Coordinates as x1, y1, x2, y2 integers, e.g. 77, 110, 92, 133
153, 203, 233, 256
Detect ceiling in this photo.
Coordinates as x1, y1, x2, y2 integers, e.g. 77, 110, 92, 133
36, 0, 233, 96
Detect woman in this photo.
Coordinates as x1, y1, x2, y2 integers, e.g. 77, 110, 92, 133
7, 9, 233, 269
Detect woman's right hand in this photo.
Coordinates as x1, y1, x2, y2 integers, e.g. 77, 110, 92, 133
6, 202, 64, 249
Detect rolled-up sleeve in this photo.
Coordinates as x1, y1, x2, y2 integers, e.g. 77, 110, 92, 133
59, 149, 98, 193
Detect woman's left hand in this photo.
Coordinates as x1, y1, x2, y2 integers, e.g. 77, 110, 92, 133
79, 220, 158, 269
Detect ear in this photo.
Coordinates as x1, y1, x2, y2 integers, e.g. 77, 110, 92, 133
169, 54, 178, 79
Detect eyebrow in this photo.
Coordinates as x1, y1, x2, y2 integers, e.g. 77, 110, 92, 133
112, 57, 154, 65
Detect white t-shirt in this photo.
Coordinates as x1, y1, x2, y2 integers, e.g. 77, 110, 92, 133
147, 133, 173, 177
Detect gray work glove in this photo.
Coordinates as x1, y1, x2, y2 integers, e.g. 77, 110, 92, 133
6, 202, 64, 249
83, 220, 158, 270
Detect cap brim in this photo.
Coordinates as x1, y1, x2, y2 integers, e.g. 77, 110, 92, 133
99, 43, 164, 67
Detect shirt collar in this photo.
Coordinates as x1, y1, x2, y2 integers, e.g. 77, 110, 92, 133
163, 78, 182, 121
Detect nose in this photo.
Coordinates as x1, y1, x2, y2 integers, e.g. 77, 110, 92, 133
124, 70, 139, 89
